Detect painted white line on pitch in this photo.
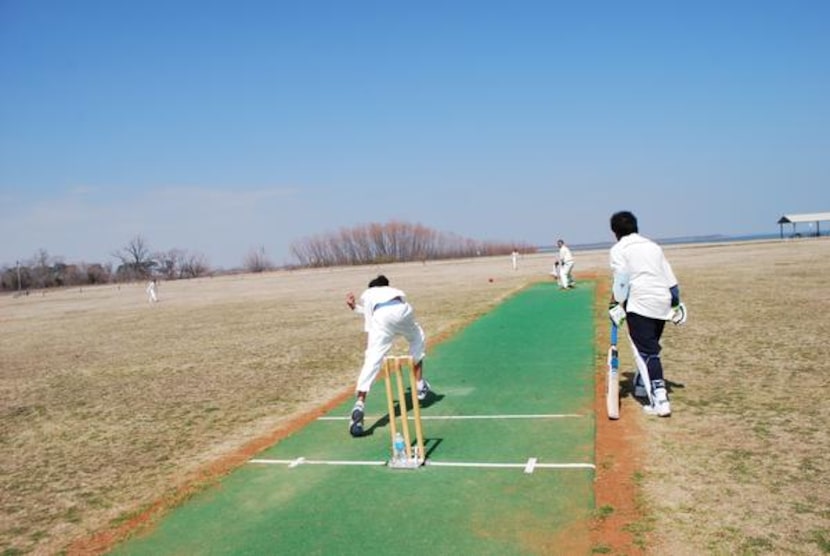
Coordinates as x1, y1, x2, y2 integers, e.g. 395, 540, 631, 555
249, 458, 595, 470
317, 413, 584, 421
250, 458, 387, 466
427, 461, 595, 470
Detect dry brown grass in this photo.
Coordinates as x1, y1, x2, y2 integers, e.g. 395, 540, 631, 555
635, 239, 830, 555
1, 240, 829, 555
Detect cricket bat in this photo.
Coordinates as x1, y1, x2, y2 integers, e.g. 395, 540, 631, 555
606, 323, 620, 420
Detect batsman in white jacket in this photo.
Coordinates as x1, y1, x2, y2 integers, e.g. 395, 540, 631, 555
608, 211, 687, 417
345, 275, 430, 437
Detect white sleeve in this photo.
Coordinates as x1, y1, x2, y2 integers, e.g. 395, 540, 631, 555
358, 290, 373, 332
612, 272, 630, 303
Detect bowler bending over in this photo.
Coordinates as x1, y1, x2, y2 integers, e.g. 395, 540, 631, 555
345, 275, 431, 437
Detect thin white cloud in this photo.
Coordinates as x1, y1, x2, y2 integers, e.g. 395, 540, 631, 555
0, 185, 311, 269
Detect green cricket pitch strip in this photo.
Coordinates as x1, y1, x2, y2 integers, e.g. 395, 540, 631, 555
113, 282, 597, 555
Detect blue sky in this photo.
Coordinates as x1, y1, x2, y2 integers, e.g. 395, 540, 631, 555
2, 1, 828, 269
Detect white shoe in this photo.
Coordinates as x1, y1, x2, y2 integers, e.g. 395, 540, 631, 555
652, 387, 671, 417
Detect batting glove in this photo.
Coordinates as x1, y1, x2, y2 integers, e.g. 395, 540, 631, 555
670, 302, 687, 325
608, 303, 626, 327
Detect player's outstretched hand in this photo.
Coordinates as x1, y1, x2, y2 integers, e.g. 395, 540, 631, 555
346, 293, 356, 310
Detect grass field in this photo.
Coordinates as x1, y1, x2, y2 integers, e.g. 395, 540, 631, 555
2, 238, 829, 555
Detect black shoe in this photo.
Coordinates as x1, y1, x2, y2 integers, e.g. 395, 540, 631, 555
349, 405, 364, 437
417, 379, 432, 401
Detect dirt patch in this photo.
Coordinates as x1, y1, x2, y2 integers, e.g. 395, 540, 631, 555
589, 276, 648, 555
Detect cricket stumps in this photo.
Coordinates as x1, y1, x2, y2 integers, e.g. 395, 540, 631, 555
382, 355, 426, 469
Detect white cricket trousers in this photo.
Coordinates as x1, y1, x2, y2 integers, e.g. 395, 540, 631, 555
356, 302, 426, 393
558, 261, 574, 288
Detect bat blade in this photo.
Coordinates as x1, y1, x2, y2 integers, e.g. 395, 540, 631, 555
606, 323, 620, 420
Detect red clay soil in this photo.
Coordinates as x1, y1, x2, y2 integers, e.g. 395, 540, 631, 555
69, 276, 647, 555
590, 275, 647, 555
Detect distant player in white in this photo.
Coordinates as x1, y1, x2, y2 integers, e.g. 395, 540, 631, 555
608, 211, 687, 417
512, 250, 519, 271
345, 275, 431, 437
146, 279, 158, 303
556, 239, 575, 289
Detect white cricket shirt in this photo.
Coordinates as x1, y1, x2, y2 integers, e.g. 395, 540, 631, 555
609, 233, 677, 320
354, 286, 407, 332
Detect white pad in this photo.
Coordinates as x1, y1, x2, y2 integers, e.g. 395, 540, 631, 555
628, 336, 654, 405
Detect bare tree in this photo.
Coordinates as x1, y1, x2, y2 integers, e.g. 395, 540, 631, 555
84, 262, 112, 284
1, 265, 28, 291
243, 246, 273, 273
157, 249, 185, 280
181, 252, 210, 278
29, 249, 53, 289
112, 236, 156, 281
289, 220, 535, 268
52, 261, 82, 287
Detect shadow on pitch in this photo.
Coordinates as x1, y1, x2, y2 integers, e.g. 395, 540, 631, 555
361, 390, 445, 438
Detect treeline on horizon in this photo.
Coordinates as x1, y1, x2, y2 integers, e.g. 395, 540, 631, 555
289, 220, 533, 267
1, 221, 535, 293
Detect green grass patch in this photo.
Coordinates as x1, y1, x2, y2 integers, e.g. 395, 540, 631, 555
810, 529, 830, 553
594, 505, 615, 520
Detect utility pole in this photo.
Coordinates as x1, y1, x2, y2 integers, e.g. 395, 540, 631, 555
16, 260, 21, 292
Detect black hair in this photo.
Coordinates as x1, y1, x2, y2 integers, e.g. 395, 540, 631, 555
368, 274, 390, 288
610, 211, 638, 239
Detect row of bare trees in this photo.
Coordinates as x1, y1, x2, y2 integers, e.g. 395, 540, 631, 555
290, 221, 534, 267
110, 236, 210, 282
2, 224, 534, 292
1, 237, 212, 293
0, 251, 113, 292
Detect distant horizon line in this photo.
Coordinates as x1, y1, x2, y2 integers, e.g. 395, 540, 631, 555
538, 231, 823, 253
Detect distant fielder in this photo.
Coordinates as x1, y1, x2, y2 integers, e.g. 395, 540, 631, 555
345, 275, 431, 437
146, 278, 158, 303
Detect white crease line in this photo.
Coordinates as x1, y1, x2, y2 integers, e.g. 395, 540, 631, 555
250, 458, 387, 466
427, 461, 595, 470
249, 458, 595, 470
318, 414, 584, 421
